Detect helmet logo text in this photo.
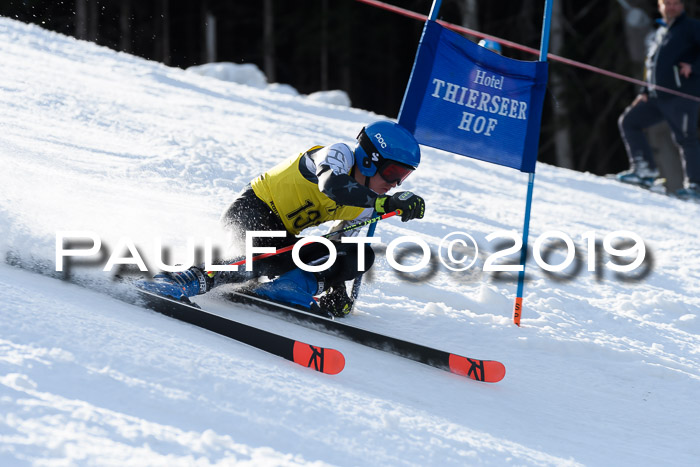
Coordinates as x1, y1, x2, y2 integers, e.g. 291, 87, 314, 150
373, 133, 387, 149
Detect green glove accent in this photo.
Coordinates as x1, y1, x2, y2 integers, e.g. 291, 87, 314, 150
375, 195, 389, 214
376, 191, 425, 222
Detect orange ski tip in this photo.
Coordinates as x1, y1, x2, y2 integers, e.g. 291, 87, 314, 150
513, 297, 523, 327
448, 354, 506, 383
293, 342, 345, 375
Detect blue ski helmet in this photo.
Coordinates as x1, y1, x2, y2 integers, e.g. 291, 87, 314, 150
478, 39, 502, 54
354, 121, 420, 185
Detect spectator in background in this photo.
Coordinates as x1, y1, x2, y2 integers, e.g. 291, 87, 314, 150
478, 39, 502, 55
617, 0, 700, 201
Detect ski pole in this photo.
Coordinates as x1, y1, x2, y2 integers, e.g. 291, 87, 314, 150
215, 210, 401, 270
348, 211, 379, 311
323, 209, 400, 238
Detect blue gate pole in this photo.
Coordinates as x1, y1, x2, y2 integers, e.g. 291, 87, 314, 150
348, 217, 378, 308
513, 0, 553, 326
428, 0, 443, 20
352, 0, 444, 308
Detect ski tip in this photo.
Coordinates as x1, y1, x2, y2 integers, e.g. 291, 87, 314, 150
448, 354, 506, 383
293, 342, 345, 375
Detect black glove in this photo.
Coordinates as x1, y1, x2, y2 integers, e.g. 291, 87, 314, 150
375, 191, 425, 222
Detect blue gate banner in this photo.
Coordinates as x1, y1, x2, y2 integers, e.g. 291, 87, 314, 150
398, 21, 549, 173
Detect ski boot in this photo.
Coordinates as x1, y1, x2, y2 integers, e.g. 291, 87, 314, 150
318, 283, 354, 318
136, 267, 210, 302
675, 183, 700, 202
648, 177, 668, 195
253, 268, 324, 313
616, 159, 659, 188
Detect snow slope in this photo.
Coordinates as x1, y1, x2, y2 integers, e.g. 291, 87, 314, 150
1, 17, 699, 466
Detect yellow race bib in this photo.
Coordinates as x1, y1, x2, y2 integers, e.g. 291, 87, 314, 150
251, 147, 365, 235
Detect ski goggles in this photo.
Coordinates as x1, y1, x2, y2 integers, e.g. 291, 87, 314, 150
377, 160, 414, 185
357, 129, 415, 185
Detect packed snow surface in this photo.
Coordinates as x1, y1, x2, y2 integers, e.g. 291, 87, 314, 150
1, 18, 699, 466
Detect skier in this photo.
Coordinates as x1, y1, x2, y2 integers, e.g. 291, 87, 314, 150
138, 120, 425, 317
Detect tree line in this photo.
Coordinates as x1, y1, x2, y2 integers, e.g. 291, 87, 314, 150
3, 0, 696, 176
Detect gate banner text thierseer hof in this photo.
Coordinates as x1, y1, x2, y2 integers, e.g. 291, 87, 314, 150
399, 21, 548, 173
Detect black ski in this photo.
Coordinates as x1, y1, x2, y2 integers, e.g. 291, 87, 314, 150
225, 291, 505, 383
136, 290, 345, 375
